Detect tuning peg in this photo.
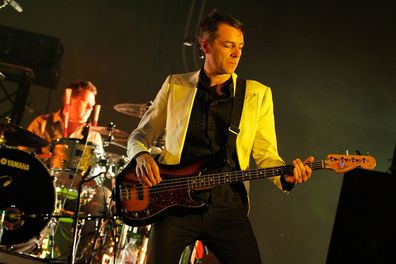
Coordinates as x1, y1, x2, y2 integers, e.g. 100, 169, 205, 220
355, 150, 361, 155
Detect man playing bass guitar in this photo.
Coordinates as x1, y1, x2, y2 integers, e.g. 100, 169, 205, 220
126, 9, 313, 264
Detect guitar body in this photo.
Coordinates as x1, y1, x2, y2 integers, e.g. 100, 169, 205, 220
115, 160, 208, 227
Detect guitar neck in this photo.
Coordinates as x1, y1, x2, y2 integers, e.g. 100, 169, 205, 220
188, 161, 325, 189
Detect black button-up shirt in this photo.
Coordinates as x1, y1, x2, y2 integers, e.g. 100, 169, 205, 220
180, 70, 245, 208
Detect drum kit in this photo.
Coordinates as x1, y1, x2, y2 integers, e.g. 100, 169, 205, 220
0, 103, 160, 264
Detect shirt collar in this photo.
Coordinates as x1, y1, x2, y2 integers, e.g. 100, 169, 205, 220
53, 109, 64, 124
198, 69, 233, 97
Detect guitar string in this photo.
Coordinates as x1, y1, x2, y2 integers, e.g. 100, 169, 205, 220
120, 162, 325, 198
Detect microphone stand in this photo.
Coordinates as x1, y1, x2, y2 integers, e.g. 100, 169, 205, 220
70, 167, 91, 264
70, 122, 92, 264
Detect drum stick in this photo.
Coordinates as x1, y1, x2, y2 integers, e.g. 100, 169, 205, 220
93, 104, 101, 127
64, 88, 72, 138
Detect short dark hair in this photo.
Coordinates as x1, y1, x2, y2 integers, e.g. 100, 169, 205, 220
62, 79, 97, 105
67, 79, 97, 97
196, 9, 244, 44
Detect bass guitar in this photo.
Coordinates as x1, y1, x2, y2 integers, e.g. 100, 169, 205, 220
115, 154, 376, 226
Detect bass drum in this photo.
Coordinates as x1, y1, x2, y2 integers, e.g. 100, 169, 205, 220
0, 146, 56, 250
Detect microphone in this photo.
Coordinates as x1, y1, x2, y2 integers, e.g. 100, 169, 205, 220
5, 0, 23, 12
81, 122, 90, 144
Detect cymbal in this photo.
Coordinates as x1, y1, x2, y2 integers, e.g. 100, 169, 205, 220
113, 102, 151, 118
0, 123, 48, 148
90, 126, 129, 143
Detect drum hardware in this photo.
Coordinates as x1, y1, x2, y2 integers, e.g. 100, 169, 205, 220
0, 210, 5, 243
6, 135, 107, 259
49, 137, 105, 212
116, 224, 151, 264
44, 217, 57, 259
113, 101, 152, 119
87, 215, 120, 263
86, 206, 151, 263
69, 166, 112, 264
90, 122, 129, 144
100, 152, 128, 179
48, 136, 115, 263
91, 122, 129, 151
70, 167, 92, 264
0, 138, 127, 263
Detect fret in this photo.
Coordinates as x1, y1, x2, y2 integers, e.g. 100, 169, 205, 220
208, 174, 214, 187
225, 172, 230, 183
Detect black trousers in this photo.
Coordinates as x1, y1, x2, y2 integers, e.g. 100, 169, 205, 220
145, 205, 261, 264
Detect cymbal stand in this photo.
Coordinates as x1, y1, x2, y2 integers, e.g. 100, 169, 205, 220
0, 210, 5, 243
104, 122, 116, 145
48, 217, 57, 259
102, 122, 127, 150
85, 217, 102, 264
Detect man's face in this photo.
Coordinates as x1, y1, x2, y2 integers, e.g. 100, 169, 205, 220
203, 23, 244, 75
68, 90, 96, 123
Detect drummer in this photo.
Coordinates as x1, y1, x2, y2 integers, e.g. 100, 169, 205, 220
27, 79, 102, 155
26, 79, 109, 261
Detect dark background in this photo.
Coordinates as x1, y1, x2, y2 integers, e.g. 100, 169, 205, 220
1, 1, 395, 263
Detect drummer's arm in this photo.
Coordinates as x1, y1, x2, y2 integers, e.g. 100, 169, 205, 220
26, 117, 47, 139
26, 118, 51, 157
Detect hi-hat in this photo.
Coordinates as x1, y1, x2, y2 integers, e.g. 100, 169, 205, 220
0, 123, 48, 148
113, 102, 152, 118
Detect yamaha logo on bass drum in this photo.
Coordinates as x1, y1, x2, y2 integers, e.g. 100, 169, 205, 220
0, 157, 30, 171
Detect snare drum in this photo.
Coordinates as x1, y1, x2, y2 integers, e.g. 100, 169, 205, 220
50, 138, 103, 174
49, 138, 103, 192
0, 146, 56, 250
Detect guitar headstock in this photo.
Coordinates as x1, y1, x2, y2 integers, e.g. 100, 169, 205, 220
324, 154, 376, 173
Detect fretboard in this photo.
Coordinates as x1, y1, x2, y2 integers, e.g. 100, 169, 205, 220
188, 161, 324, 188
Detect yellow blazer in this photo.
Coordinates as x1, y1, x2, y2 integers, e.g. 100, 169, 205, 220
127, 70, 288, 192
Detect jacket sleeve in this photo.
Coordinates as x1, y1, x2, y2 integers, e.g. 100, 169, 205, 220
127, 75, 171, 160
251, 86, 293, 192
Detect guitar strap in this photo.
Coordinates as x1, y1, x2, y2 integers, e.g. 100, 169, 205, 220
225, 78, 246, 165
